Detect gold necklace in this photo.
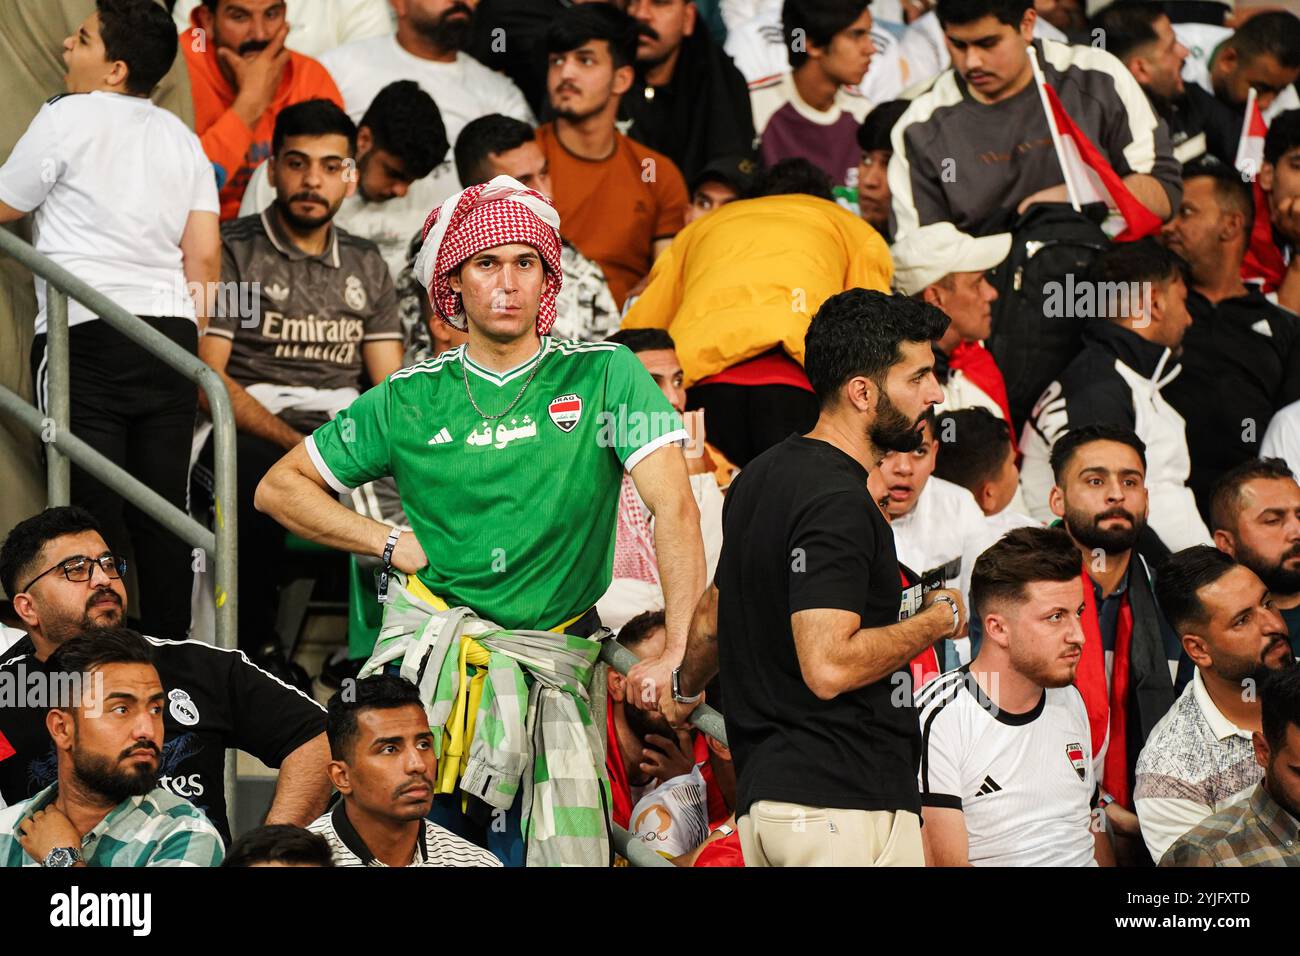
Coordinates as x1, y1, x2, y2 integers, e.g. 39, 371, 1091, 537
462, 345, 546, 421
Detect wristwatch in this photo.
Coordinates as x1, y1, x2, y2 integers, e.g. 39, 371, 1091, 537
931, 594, 960, 637
671, 666, 703, 704
43, 846, 83, 868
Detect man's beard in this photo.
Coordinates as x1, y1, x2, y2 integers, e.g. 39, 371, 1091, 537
1011, 646, 1077, 690
1062, 502, 1143, 555
1215, 637, 1295, 686
1234, 539, 1300, 597
550, 89, 604, 124
73, 742, 159, 803
623, 703, 676, 787
625, 701, 674, 741
870, 387, 924, 454
273, 193, 342, 231
410, 2, 474, 52
47, 590, 125, 644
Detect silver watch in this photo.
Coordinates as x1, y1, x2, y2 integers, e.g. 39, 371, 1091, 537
43, 846, 83, 867
931, 594, 960, 637
671, 666, 703, 704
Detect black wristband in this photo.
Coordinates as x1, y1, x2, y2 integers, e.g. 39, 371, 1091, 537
378, 527, 402, 604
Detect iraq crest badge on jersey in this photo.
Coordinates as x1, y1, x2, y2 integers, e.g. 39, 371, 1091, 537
548, 393, 583, 433
1066, 742, 1086, 781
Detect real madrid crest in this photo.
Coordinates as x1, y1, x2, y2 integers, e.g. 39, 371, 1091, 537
168, 688, 200, 726
344, 275, 367, 311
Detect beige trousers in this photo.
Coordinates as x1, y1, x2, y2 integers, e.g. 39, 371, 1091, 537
738, 801, 924, 867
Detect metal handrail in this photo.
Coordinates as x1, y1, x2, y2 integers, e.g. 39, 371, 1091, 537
599, 640, 727, 868
599, 641, 727, 747
0, 227, 239, 650
0, 226, 240, 817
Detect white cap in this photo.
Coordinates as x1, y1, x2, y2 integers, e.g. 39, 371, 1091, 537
890, 223, 1013, 297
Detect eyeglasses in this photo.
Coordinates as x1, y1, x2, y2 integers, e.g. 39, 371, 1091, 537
20, 553, 127, 594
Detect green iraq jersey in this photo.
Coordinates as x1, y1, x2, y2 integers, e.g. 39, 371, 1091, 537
307, 335, 686, 630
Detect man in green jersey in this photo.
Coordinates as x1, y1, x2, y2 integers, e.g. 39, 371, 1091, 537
254, 175, 707, 856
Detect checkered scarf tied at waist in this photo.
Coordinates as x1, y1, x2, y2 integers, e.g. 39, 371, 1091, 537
412, 174, 564, 335
359, 574, 611, 867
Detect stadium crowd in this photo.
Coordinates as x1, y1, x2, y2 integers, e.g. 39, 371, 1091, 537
0, 0, 1299, 868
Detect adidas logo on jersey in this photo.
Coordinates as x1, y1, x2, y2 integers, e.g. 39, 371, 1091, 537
426, 427, 453, 445
974, 775, 1002, 797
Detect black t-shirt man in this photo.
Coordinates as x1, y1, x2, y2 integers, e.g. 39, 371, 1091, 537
715, 434, 922, 817
0, 634, 326, 844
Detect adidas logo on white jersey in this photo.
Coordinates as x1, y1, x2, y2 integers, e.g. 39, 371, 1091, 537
426, 427, 453, 445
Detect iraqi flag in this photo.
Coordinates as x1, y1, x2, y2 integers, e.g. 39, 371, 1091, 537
1237, 88, 1288, 291
1030, 49, 1163, 242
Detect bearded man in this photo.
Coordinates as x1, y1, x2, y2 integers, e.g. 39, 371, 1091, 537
1047, 423, 1182, 865
197, 98, 405, 668
1211, 457, 1300, 656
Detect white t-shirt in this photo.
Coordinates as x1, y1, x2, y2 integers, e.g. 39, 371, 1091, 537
958, 507, 1042, 613
320, 36, 534, 140
628, 765, 711, 859
172, 0, 394, 60
726, 5, 909, 106
0, 92, 219, 333
916, 668, 1098, 867
1175, 22, 1300, 122
1261, 398, 1300, 474
889, 475, 989, 592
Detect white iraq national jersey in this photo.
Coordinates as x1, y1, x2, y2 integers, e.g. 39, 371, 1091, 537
917, 666, 1099, 867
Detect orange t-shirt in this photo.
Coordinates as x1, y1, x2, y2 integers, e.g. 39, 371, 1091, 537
180, 23, 343, 219
535, 123, 687, 307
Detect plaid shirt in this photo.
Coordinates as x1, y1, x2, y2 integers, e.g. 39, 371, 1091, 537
1160, 781, 1300, 867
0, 784, 224, 868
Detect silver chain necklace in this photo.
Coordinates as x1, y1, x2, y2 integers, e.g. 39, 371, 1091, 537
462, 345, 546, 421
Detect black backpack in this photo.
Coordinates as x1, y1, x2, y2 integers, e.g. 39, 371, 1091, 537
985, 202, 1111, 430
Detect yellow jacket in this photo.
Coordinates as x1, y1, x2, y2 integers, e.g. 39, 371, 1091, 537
622, 194, 893, 385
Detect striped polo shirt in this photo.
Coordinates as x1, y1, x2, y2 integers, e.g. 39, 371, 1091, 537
308, 801, 500, 867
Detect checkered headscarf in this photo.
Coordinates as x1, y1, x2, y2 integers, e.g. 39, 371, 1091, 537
412, 175, 564, 334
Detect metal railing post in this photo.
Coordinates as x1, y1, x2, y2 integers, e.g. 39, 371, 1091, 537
202, 364, 239, 655
612, 824, 675, 867
599, 641, 728, 746
598, 641, 730, 867
44, 289, 70, 506
0, 228, 241, 830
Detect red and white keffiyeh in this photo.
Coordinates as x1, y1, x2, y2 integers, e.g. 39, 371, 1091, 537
413, 175, 564, 334
612, 473, 659, 585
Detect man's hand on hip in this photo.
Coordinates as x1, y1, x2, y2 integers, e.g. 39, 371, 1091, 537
390, 532, 428, 575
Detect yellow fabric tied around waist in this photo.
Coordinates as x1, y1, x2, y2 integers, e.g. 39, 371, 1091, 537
440, 634, 491, 804
401, 575, 588, 808
402, 575, 587, 632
